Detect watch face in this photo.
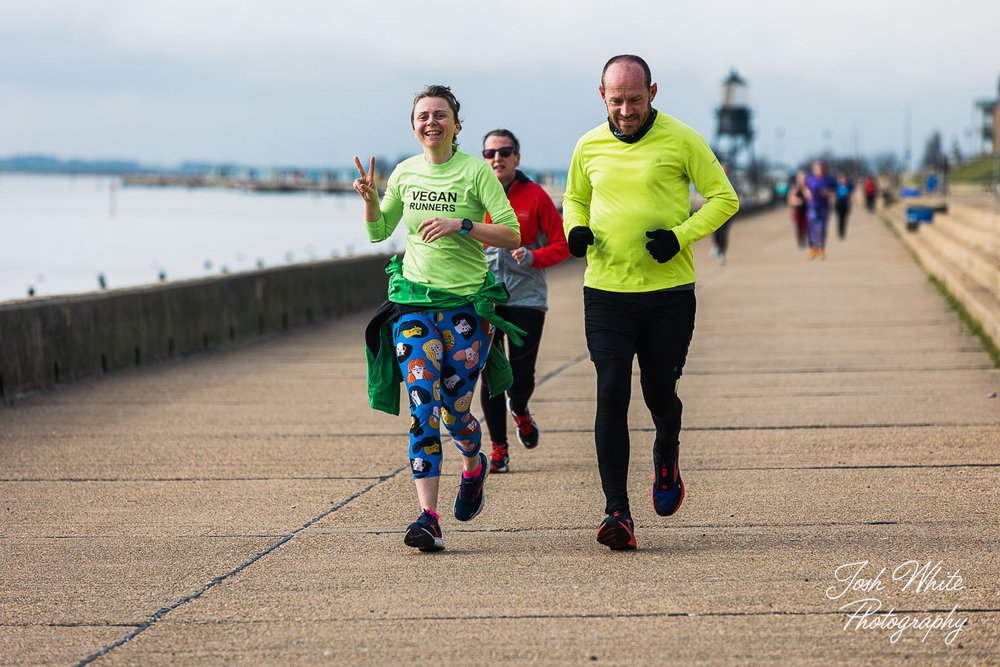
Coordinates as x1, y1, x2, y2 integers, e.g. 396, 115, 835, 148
461, 219, 473, 233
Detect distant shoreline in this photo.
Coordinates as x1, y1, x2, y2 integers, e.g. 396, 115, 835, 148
0, 155, 569, 191
120, 173, 357, 194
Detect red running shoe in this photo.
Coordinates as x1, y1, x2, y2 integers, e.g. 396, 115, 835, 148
489, 441, 509, 473
596, 510, 637, 551
509, 400, 540, 449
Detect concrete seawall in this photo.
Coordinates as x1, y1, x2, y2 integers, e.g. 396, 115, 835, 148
0, 254, 392, 403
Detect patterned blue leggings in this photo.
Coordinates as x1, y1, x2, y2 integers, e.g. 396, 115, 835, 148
392, 306, 493, 479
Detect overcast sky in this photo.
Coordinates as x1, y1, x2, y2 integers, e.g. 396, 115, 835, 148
2, 0, 998, 171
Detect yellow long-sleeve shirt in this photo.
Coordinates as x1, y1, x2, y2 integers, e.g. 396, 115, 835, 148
563, 110, 739, 292
367, 150, 519, 296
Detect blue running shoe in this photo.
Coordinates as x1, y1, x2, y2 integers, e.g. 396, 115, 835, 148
596, 510, 637, 550
652, 447, 685, 517
454, 451, 489, 521
404, 510, 444, 552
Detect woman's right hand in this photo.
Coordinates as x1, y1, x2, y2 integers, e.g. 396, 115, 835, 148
353, 156, 378, 202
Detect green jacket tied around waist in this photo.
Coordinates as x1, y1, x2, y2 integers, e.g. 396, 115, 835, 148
364, 256, 527, 416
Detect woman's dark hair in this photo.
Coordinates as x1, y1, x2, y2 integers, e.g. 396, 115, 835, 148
482, 128, 520, 153
411, 84, 462, 151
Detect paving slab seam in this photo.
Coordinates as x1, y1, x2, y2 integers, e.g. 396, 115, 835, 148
639, 390, 994, 399
697, 463, 1000, 471
7, 462, 993, 486
6, 533, 296, 540
73, 465, 406, 666
534, 353, 590, 387
7, 421, 994, 440
147, 607, 1000, 624
1, 622, 140, 629
364, 518, 987, 535
544, 422, 998, 432
0, 475, 388, 483
677, 365, 997, 374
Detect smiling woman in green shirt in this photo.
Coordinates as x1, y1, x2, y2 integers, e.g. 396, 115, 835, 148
353, 84, 520, 553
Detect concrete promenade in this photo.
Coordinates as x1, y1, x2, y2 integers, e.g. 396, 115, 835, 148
1, 203, 998, 665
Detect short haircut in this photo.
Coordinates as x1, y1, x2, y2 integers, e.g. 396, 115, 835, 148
411, 84, 461, 128
411, 84, 462, 151
482, 128, 520, 153
601, 54, 652, 88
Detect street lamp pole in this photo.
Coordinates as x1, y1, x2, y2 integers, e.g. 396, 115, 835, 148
904, 105, 912, 173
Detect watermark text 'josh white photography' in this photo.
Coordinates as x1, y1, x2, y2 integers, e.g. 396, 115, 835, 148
826, 560, 969, 645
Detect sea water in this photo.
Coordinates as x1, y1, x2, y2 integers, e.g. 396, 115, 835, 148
0, 173, 403, 303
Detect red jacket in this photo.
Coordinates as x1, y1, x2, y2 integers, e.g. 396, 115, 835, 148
486, 172, 569, 267
485, 171, 569, 309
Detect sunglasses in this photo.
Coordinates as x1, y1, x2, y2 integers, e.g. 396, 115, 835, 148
482, 147, 516, 159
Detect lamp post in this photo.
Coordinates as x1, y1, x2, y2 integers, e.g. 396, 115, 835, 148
903, 105, 912, 174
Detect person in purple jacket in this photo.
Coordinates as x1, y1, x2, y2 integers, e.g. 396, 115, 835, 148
805, 160, 836, 259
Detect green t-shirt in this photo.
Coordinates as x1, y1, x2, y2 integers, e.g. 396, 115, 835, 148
366, 150, 519, 295
562, 111, 740, 292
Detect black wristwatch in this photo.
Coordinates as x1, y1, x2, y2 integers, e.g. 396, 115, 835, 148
459, 218, 474, 235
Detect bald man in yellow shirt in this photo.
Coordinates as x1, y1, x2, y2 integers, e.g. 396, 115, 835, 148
563, 54, 739, 550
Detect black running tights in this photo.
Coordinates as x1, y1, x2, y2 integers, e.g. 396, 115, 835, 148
479, 306, 546, 446
584, 288, 695, 514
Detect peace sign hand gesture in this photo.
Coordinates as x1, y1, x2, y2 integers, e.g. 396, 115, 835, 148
353, 155, 378, 202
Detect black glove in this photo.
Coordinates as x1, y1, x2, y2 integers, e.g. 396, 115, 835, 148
567, 226, 595, 257
645, 229, 680, 263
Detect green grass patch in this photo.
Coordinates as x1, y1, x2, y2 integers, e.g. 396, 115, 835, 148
927, 275, 1000, 367
949, 158, 999, 183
